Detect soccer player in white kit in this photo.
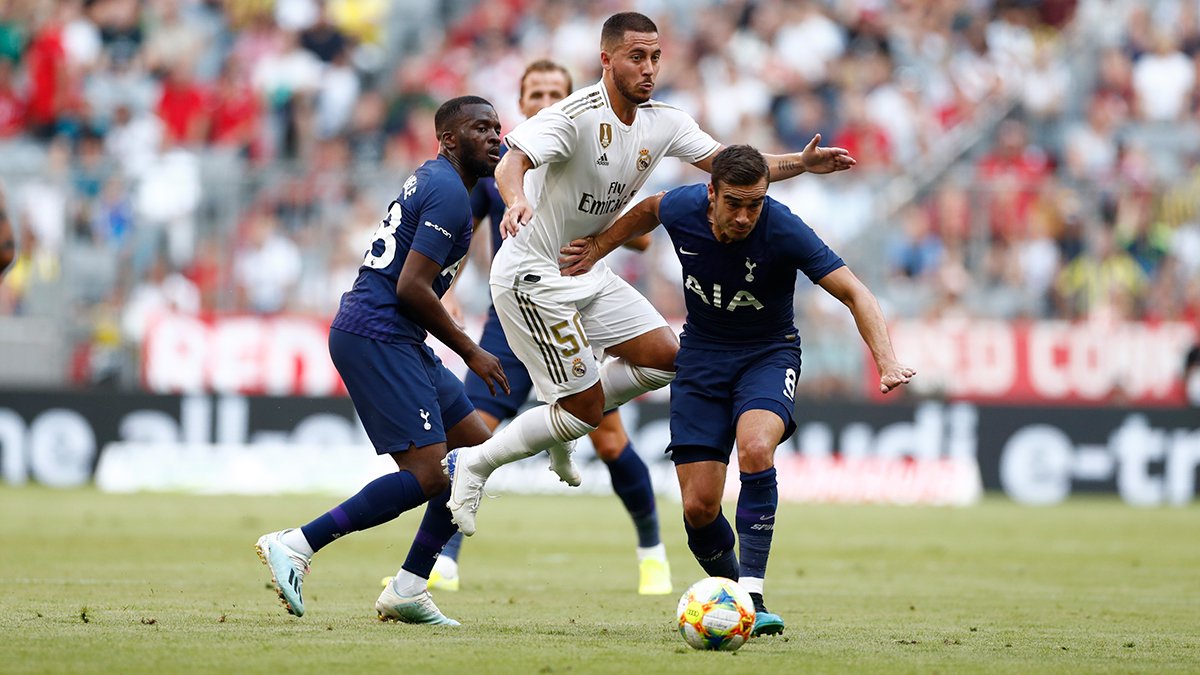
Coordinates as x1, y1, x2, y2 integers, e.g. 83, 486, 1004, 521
444, 12, 856, 535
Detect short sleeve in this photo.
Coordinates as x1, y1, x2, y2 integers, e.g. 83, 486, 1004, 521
774, 204, 845, 284
657, 184, 701, 230
410, 180, 468, 266
470, 179, 493, 220
505, 110, 577, 168
665, 112, 721, 163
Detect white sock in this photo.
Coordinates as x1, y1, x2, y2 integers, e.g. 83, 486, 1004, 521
601, 358, 675, 411
280, 528, 314, 558
739, 576, 764, 595
470, 404, 596, 476
637, 542, 667, 563
390, 569, 426, 597
432, 555, 459, 579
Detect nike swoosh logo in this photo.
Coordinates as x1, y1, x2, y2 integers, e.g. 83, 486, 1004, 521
758, 515, 775, 521
678, 247, 699, 256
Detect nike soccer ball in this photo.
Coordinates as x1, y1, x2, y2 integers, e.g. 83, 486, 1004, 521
676, 577, 756, 651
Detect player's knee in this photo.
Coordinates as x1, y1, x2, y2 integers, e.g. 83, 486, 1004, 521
413, 466, 450, 497
559, 386, 605, 428
736, 442, 775, 474
681, 493, 722, 528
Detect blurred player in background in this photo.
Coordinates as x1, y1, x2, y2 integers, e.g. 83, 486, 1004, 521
559, 145, 915, 637
256, 96, 507, 626
444, 12, 855, 537
0, 184, 13, 276
434, 59, 672, 595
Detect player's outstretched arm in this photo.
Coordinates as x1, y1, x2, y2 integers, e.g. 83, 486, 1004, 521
817, 266, 915, 394
396, 250, 509, 396
494, 149, 536, 240
692, 135, 856, 181
558, 192, 664, 276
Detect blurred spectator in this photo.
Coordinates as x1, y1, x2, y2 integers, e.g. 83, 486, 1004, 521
234, 211, 301, 313
976, 118, 1051, 240
1054, 225, 1147, 320
207, 59, 262, 156
0, 58, 24, 137
133, 138, 201, 271
1063, 96, 1119, 183
1131, 31, 1194, 121
889, 205, 942, 280
300, 3, 349, 63
120, 257, 200, 346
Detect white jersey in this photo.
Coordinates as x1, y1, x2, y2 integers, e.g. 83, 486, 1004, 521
492, 81, 720, 287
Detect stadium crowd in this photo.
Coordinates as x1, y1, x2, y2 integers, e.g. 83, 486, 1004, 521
0, 0, 1196, 392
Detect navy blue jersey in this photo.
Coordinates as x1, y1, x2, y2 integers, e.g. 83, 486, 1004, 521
332, 155, 472, 343
658, 183, 844, 349
469, 144, 508, 257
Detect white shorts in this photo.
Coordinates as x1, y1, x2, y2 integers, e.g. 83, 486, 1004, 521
491, 265, 669, 403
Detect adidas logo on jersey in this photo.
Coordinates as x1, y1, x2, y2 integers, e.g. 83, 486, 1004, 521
596, 153, 609, 166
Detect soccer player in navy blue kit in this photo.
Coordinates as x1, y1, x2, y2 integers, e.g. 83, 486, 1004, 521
0, 184, 13, 276
432, 59, 672, 596
255, 95, 508, 626
560, 145, 916, 637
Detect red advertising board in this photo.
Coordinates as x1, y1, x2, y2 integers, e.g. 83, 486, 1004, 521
883, 319, 1198, 405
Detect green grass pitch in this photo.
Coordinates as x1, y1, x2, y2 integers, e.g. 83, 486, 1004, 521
1, 488, 1197, 673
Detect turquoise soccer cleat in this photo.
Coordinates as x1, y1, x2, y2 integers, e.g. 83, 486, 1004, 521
752, 610, 785, 637
255, 530, 310, 617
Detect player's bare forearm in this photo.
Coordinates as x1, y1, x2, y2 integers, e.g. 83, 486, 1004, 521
818, 267, 914, 393
495, 149, 535, 238
559, 193, 662, 276
621, 232, 653, 252
597, 193, 662, 253
767, 134, 856, 180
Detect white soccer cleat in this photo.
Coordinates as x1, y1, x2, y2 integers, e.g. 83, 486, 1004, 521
255, 529, 311, 617
443, 448, 487, 536
547, 441, 582, 487
376, 584, 460, 626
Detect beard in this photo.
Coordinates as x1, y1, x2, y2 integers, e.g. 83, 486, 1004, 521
464, 152, 498, 179
615, 75, 653, 104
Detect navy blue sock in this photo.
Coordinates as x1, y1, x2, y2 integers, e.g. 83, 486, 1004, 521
402, 488, 459, 579
736, 467, 778, 582
604, 442, 660, 548
440, 531, 464, 562
684, 508, 739, 579
300, 471, 425, 553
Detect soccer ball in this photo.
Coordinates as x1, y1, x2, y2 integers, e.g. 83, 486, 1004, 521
676, 577, 756, 651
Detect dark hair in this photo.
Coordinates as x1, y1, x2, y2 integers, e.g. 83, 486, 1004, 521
434, 95, 493, 136
601, 12, 658, 50
520, 59, 573, 98
710, 145, 769, 190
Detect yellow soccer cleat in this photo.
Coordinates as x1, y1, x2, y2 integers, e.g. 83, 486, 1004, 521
638, 556, 673, 595
427, 569, 460, 592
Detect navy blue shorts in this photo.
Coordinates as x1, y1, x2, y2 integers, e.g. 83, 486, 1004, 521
329, 328, 475, 454
463, 306, 535, 420
668, 340, 801, 465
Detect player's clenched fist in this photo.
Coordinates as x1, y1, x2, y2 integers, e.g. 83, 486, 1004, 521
465, 347, 510, 397
499, 199, 534, 239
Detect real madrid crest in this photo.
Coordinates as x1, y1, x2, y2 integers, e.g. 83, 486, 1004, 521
599, 123, 612, 149
571, 357, 587, 378
637, 148, 651, 171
